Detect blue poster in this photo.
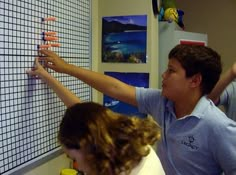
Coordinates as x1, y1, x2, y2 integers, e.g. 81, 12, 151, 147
102, 15, 147, 63
104, 72, 149, 118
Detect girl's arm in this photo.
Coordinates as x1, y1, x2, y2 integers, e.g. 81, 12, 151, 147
26, 58, 81, 107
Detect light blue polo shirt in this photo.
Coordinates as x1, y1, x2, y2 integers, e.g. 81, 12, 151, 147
219, 80, 236, 121
136, 87, 236, 175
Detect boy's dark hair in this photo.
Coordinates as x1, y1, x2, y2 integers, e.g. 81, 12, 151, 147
169, 44, 222, 95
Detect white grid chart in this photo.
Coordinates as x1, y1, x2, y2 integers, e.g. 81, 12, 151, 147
0, 0, 91, 174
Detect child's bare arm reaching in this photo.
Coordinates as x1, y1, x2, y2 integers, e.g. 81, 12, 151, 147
26, 58, 81, 108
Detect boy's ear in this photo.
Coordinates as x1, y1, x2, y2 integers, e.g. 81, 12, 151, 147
190, 73, 202, 88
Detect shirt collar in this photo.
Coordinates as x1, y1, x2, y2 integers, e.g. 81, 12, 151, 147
188, 95, 213, 119
166, 96, 213, 119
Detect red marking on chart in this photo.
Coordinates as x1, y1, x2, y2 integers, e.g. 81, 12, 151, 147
42, 17, 56, 22
43, 31, 57, 36
50, 43, 60, 47
43, 36, 58, 41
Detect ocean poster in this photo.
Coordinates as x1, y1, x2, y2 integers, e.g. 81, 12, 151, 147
103, 72, 149, 118
102, 15, 147, 63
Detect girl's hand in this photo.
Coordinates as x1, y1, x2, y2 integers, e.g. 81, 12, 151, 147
26, 57, 48, 80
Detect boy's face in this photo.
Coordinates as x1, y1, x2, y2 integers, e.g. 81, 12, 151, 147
161, 58, 192, 102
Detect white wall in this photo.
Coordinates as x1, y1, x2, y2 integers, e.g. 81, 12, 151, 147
93, 0, 159, 104
23, 154, 70, 175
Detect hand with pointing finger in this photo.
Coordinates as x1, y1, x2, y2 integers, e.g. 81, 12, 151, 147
39, 49, 70, 73
26, 57, 49, 81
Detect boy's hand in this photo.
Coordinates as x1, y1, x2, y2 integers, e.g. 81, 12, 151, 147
232, 62, 236, 77
39, 50, 69, 73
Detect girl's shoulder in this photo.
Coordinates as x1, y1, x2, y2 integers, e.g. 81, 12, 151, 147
128, 146, 165, 175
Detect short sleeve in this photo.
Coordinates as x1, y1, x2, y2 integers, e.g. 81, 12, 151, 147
135, 87, 167, 125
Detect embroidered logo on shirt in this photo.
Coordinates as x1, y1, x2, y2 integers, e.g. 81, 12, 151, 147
180, 136, 199, 150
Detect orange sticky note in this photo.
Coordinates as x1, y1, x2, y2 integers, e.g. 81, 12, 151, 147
50, 43, 61, 47
43, 36, 58, 41
44, 31, 57, 36
42, 17, 56, 22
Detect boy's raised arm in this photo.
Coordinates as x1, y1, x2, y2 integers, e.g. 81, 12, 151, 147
208, 62, 236, 103
39, 50, 138, 106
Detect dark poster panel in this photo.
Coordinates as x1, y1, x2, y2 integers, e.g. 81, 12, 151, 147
104, 72, 149, 118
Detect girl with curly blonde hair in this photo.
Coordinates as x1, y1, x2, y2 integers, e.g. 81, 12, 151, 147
27, 58, 165, 175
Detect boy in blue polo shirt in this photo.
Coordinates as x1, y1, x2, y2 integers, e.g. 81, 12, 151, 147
39, 44, 236, 175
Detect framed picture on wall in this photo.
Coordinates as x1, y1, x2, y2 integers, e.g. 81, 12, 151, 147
102, 15, 147, 63
103, 72, 149, 118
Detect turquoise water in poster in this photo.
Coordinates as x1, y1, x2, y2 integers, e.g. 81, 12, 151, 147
102, 31, 147, 63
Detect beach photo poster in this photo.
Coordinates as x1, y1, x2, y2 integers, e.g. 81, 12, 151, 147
103, 72, 149, 118
102, 15, 147, 63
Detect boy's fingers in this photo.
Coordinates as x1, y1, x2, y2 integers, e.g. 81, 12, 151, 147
39, 56, 54, 63
45, 62, 54, 69
39, 49, 49, 55
39, 49, 56, 57
33, 58, 40, 67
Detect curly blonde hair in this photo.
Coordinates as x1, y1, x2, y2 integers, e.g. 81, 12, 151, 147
58, 102, 161, 175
